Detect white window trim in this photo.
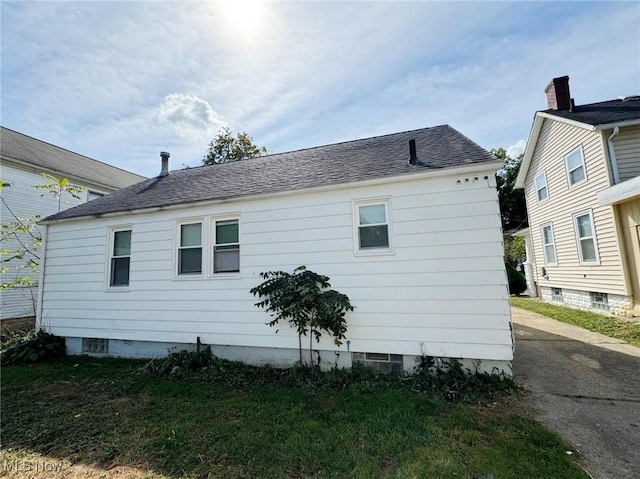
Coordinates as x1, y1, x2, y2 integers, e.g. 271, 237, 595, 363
352, 197, 394, 256
105, 225, 132, 291
175, 218, 205, 279
564, 146, 587, 189
534, 171, 549, 203
210, 214, 241, 278
573, 210, 600, 265
540, 222, 558, 266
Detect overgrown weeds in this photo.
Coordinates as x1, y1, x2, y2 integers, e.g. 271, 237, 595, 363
144, 348, 514, 403
0, 329, 65, 365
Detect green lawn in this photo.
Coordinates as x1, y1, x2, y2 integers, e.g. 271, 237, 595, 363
0, 357, 589, 479
511, 297, 640, 347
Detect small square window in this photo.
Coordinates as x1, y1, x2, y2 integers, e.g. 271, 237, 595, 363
565, 147, 587, 187
364, 352, 391, 362
354, 199, 392, 254
590, 292, 609, 311
535, 172, 548, 203
552, 288, 563, 302
82, 338, 108, 354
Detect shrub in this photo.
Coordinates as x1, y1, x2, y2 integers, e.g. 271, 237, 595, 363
506, 262, 527, 295
0, 330, 65, 365
144, 347, 216, 380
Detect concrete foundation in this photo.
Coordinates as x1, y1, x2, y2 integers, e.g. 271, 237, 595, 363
64, 337, 512, 377
540, 286, 634, 317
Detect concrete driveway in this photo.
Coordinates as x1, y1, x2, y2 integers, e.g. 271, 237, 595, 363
512, 307, 640, 479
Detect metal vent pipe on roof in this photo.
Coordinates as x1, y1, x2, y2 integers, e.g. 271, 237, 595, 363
159, 151, 170, 177
409, 139, 417, 164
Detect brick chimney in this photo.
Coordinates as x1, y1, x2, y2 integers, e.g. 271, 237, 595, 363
545, 76, 571, 110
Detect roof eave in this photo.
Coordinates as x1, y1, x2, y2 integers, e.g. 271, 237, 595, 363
40, 160, 503, 226
593, 118, 640, 130
515, 113, 545, 189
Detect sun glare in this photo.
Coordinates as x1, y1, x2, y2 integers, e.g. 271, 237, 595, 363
221, 0, 265, 40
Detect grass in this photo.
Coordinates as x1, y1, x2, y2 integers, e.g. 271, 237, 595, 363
511, 296, 640, 347
0, 356, 590, 479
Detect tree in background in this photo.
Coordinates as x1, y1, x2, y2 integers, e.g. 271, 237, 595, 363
203, 127, 267, 165
493, 148, 527, 232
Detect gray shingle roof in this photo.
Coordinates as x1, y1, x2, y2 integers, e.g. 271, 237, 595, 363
1, 127, 146, 190
544, 97, 640, 126
43, 125, 496, 223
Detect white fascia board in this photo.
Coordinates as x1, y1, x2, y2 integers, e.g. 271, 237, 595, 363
515, 113, 544, 189
597, 176, 640, 206
536, 112, 597, 131
40, 160, 503, 225
511, 227, 530, 237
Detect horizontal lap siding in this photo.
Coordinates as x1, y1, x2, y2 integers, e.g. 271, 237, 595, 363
525, 121, 627, 294
612, 125, 640, 182
41, 171, 512, 361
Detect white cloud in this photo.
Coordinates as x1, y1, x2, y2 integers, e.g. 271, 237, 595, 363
507, 140, 527, 159
157, 93, 226, 140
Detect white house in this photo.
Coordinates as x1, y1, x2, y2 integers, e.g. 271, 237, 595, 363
0, 126, 146, 320
38, 126, 514, 374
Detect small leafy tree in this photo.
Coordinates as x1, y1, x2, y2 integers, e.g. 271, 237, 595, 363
203, 127, 267, 165
250, 266, 354, 366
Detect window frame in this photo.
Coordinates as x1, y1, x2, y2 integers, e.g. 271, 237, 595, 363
176, 219, 204, 277
352, 198, 394, 256
573, 210, 600, 265
551, 287, 563, 302
211, 216, 241, 276
540, 222, 558, 266
590, 292, 609, 311
106, 225, 132, 290
534, 171, 549, 203
564, 146, 587, 189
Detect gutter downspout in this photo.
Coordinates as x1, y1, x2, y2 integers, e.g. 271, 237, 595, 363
607, 127, 621, 184
35, 224, 48, 331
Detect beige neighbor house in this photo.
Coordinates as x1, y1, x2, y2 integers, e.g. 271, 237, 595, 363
515, 76, 640, 317
0, 127, 146, 320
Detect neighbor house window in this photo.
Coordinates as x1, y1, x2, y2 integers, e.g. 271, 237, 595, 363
87, 190, 105, 202
565, 147, 587, 187
590, 292, 609, 311
573, 210, 599, 264
535, 172, 549, 203
213, 218, 240, 273
110, 228, 131, 287
552, 288, 563, 302
354, 199, 391, 252
178, 222, 202, 275
541, 223, 557, 265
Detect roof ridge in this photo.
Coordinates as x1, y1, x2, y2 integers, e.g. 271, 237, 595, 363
0, 126, 146, 179
200, 125, 448, 171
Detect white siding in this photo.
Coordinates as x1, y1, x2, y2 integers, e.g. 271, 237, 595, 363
612, 125, 640, 182
524, 120, 627, 295
1, 160, 112, 319
41, 170, 512, 362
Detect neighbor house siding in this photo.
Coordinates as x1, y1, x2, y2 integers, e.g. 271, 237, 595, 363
40, 170, 512, 362
1, 160, 111, 319
524, 119, 627, 295
611, 125, 640, 182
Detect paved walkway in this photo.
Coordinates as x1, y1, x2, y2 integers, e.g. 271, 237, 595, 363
511, 307, 640, 479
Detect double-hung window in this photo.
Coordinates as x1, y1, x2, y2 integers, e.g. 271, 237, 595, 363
178, 222, 202, 275
110, 228, 131, 287
213, 218, 240, 273
535, 172, 548, 203
573, 210, 599, 264
541, 223, 557, 265
565, 147, 587, 188
354, 199, 392, 253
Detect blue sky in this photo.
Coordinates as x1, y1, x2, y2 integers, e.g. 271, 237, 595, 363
2, 1, 639, 177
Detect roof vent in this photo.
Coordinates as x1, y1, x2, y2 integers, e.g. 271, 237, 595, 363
159, 152, 170, 177
409, 139, 417, 165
